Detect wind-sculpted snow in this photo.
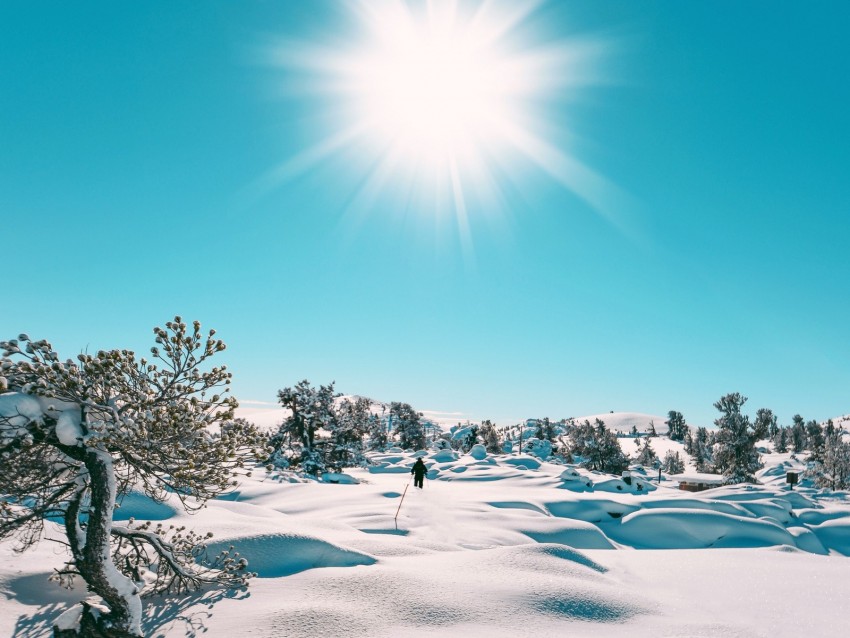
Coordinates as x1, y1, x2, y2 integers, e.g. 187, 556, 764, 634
112, 491, 178, 521
808, 518, 850, 555
612, 508, 795, 549
205, 534, 376, 577
4, 448, 850, 637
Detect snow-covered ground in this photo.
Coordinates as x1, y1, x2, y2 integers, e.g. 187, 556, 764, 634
3, 447, 850, 637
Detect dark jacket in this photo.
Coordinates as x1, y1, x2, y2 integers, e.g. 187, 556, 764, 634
411, 459, 427, 478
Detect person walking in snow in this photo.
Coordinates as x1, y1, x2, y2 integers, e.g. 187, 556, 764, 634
411, 458, 427, 489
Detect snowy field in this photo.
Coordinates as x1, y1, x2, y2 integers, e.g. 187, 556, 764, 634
3, 445, 850, 638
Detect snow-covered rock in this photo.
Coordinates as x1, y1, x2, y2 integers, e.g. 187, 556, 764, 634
468, 444, 487, 460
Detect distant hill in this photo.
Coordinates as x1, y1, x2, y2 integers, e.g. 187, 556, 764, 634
570, 412, 669, 435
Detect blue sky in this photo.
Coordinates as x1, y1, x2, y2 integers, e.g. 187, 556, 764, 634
2, 1, 849, 428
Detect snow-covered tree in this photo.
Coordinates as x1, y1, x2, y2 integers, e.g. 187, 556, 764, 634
753, 408, 776, 441
634, 436, 658, 467
479, 419, 501, 454
270, 380, 338, 475
774, 426, 789, 453
365, 412, 388, 451
712, 393, 762, 484
808, 422, 850, 490
663, 450, 685, 474
390, 401, 424, 450
691, 426, 713, 471
534, 417, 556, 442
790, 414, 807, 452
0, 319, 264, 637
325, 396, 370, 471
569, 419, 628, 474
806, 419, 825, 462
666, 411, 687, 441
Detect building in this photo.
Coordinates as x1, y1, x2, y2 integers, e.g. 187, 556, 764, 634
671, 472, 725, 492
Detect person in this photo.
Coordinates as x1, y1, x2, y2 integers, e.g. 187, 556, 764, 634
411, 457, 427, 489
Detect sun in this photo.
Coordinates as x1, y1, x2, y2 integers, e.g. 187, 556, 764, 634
268, 0, 617, 249
345, 2, 520, 170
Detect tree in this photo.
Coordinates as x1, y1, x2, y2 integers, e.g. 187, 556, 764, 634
806, 419, 825, 463
365, 412, 388, 452
325, 396, 370, 471
647, 420, 657, 438
753, 408, 776, 441
0, 319, 264, 637
692, 426, 713, 472
634, 436, 658, 467
390, 402, 424, 450
712, 392, 762, 484
478, 420, 501, 454
569, 419, 628, 474
808, 423, 850, 490
774, 426, 789, 453
271, 380, 338, 475
790, 414, 807, 453
465, 424, 480, 450
663, 450, 685, 474
684, 430, 695, 455
666, 411, 687, 442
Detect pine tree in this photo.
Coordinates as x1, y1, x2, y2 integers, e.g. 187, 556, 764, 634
569, 419, 628, 474
692, 426, 713, 471
806, 419, 825, 463
0, 320, 264, 637
663, 450, 685, 474
753, 408, 776, 441
479, 419, 501, 454
271, 380, 338, 475
809, 424, 850, 490
666, 411, 687, 441
713, 392, 762, 484
391, 402, 424, 450
684, 430, 695, 455
790, 414, 807, 453
325, 396, 370, 471
774, 427, 789, 453
366, 413, 388, 451
635, 436, 658, 467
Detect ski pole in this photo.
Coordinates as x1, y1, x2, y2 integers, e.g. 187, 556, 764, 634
394, 478, 411, 527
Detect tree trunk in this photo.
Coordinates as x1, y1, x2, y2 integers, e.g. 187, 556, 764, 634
58, 450, 142, 638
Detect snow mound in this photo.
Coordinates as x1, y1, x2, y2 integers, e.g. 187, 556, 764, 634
205, 534, 376, 577
429, 449, 458, 462
614, 508, 795, 549
546, 499, 640, 523
113, 492, 178, 521
501, 455, 541, 470
518, 519, 616, 550
809, 518, 850, 555
468, 444, 487, 460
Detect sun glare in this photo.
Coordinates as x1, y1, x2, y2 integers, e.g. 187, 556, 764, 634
269, 0, 618, 251
348, 5, 518, 167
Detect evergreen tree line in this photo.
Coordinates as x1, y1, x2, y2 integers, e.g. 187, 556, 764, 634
675, 398, 850, 488
267, 380, 426, 475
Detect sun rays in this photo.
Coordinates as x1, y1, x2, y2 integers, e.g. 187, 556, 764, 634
265, 0, 619, 256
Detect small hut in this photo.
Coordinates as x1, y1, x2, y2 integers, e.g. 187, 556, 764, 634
671, 472, 725, 492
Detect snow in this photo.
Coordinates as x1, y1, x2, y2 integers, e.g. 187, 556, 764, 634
468, 443, 487, 460
0, 392, 84, 447
3, 447, 850, 637
0, 392, 43, 432
55, 410, 83, 446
